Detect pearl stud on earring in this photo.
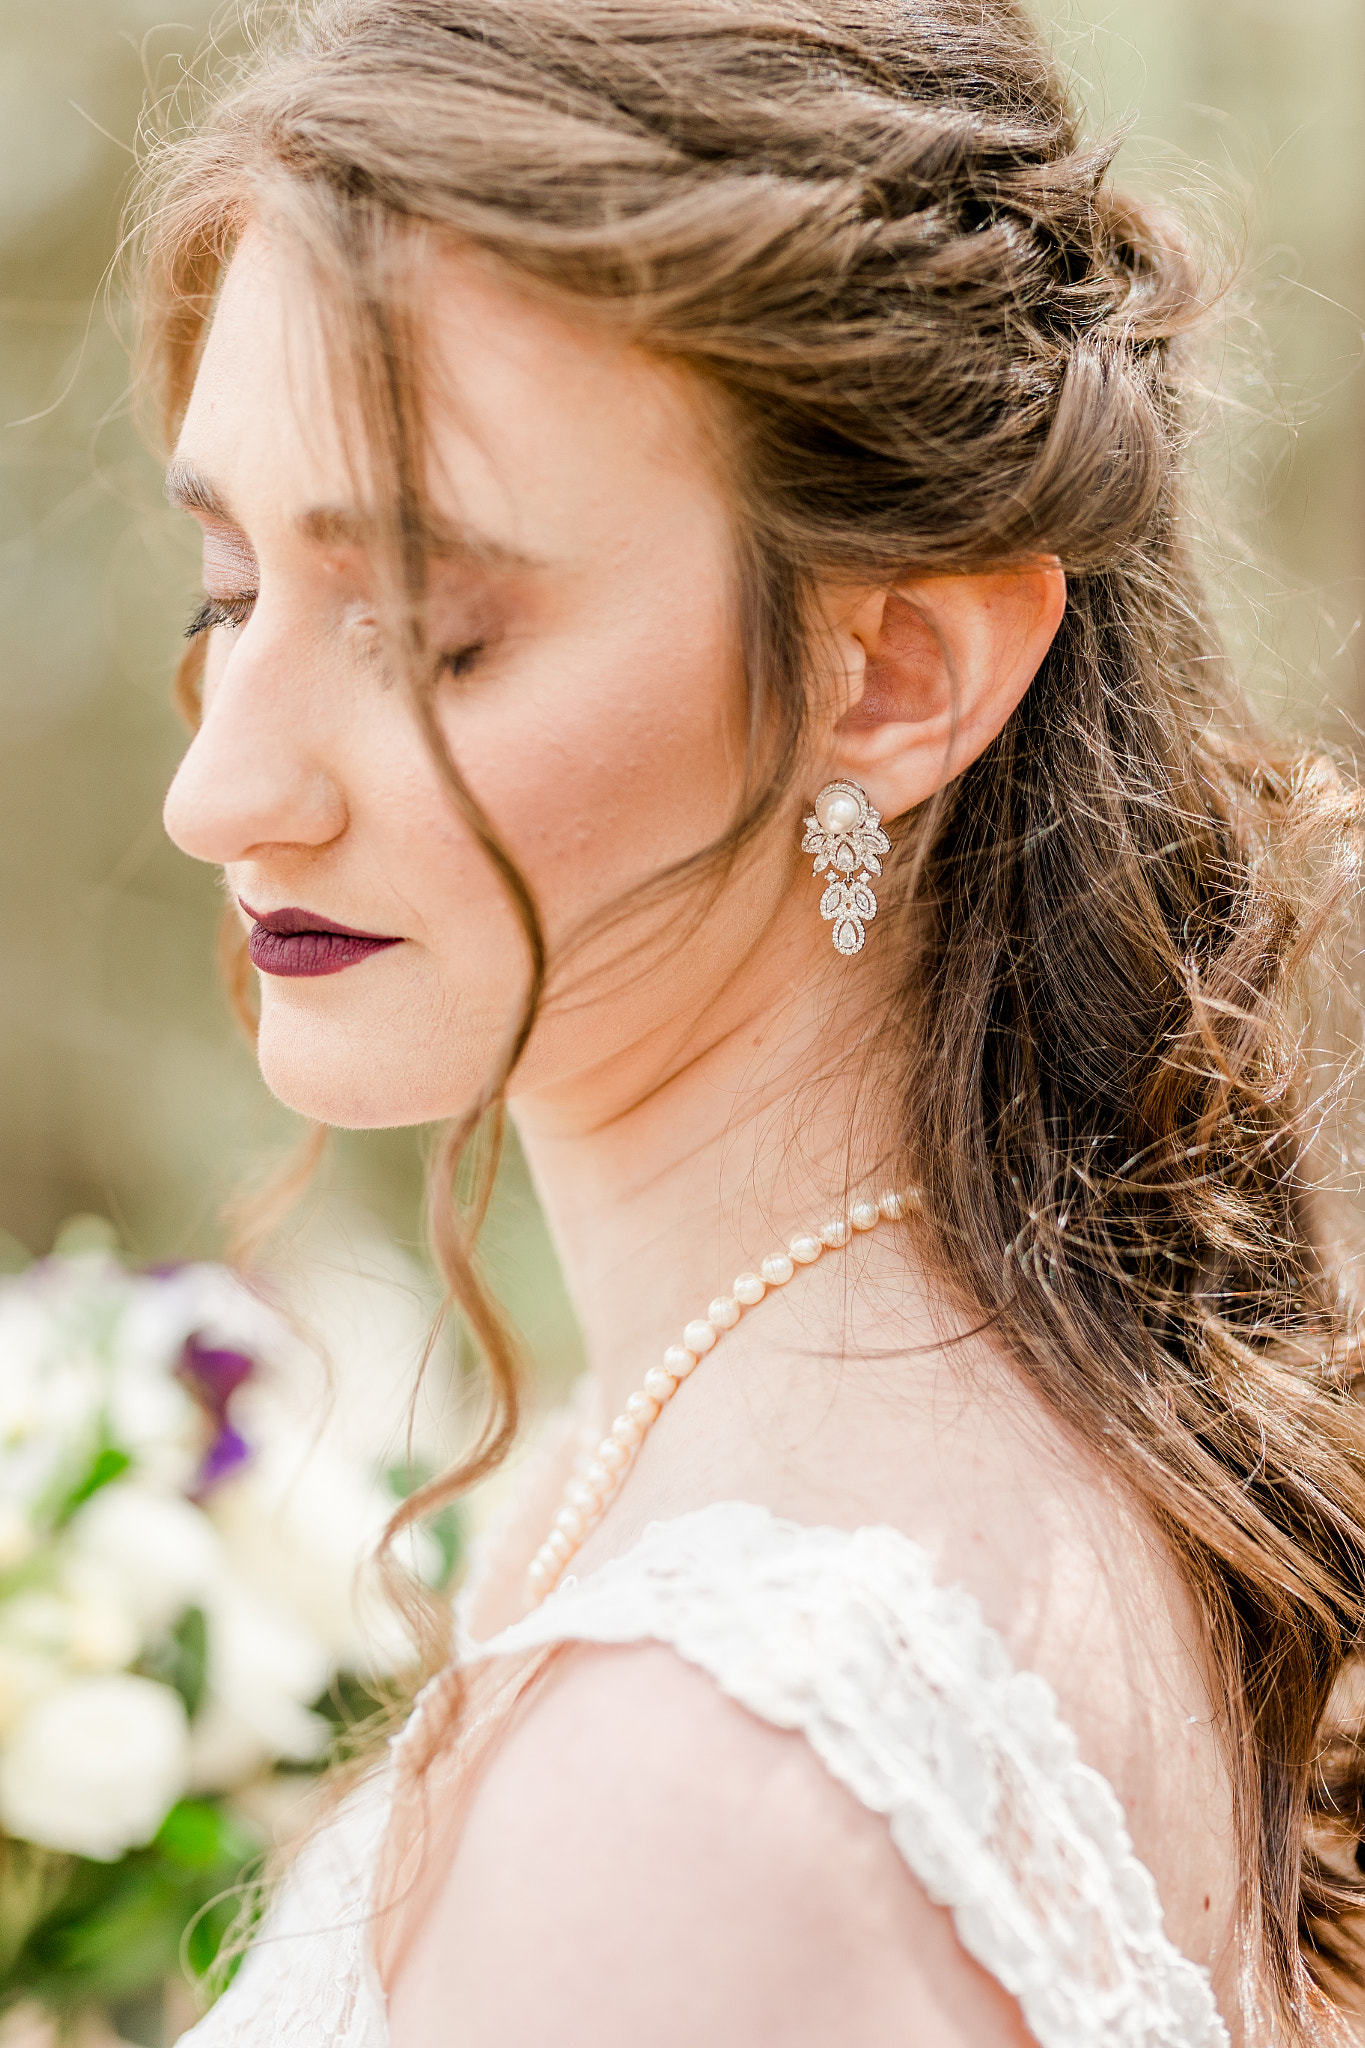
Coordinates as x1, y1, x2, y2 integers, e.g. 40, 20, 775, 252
802, 780, 890, 955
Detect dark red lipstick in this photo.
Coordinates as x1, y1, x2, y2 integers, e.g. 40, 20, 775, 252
240, 901, 402, 978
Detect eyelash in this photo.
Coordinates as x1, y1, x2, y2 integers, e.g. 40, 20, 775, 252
184, 596, 484, 679
185, 593, 256, 639
442, 642, 484, 679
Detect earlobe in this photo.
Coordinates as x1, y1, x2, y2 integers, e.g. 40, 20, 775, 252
824, 559, 1065, 823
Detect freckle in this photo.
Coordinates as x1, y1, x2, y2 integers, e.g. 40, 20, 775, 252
1203, 1895, 1211, 1912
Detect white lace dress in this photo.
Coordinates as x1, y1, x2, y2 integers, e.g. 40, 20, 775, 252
177, 1502, 1231, 2048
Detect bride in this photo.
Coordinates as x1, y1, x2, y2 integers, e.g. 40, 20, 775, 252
133, 0, 1365, 2041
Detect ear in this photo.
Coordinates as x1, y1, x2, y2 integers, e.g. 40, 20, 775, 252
814, 561, 1066, 821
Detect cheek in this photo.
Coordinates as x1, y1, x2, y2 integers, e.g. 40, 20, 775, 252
248, 610, 761, 1130
444, 594, 745, 953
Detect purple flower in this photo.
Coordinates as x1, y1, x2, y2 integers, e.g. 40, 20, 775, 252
181, 1337, 254, 1408
179, 1334, 256, 1495
197, 1424, 251, 1492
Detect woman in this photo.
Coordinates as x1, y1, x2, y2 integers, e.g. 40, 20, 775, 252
133, 0, 1365, 2041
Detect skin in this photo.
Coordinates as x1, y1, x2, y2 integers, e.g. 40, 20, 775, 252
165, 226, 1244, 2046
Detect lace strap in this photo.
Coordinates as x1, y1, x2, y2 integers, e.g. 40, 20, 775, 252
469, 1502, 1229, 2048
173, 1774, 393, 2048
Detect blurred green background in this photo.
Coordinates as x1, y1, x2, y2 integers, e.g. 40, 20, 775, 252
0, 0, 1361, 1342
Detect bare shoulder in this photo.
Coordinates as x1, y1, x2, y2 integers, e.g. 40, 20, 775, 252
592, 1307, 1244, 1997
385, 1641, 1036, 2048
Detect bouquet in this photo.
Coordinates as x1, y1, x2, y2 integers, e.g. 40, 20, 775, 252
0, 1234, 454, 2038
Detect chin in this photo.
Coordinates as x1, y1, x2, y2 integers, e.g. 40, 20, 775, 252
254, 1007, 483, 1130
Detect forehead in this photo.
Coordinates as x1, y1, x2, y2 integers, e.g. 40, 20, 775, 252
175, 224, 726, 561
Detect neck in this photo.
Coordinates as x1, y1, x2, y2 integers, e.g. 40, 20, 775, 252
509, 919, 899, 1419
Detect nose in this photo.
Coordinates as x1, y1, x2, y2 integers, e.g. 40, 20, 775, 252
163, 622, 347, 864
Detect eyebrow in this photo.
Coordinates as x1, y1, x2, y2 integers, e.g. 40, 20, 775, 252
165, 459, 232, 522
165, 458, 538, 570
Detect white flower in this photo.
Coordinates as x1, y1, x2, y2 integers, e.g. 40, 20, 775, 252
209, 1431, 434, 1675
0, 1284, 104, 1510
59, 1593, 142, 1673
261, 1215, 445, 1463
185, 1700, 278, 1795
0, 1235, 458, 1813
68, 1483, 221, 1634
0, 1673, 189, 1860
0, 1502, 34, 1570
0, 1646, 61, 1738
0, 1585, 140, 1676
0, 1291, 57, 1426
103, 1369, 200, 1485
1, 1592, 80, 1655
189, 1575, 331, 1791
119, 1265, 290, 1383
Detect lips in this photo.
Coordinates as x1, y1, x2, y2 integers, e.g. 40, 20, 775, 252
239, 901, 402, 979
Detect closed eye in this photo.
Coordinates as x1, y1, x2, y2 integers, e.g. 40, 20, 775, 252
185, 592, 257, 639
441, 641, 485, 680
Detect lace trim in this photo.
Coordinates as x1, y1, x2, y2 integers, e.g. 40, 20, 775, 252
175, 1774, 391, 2048
179, 1501, 1230, 2048
471, 1501, 1230, 2048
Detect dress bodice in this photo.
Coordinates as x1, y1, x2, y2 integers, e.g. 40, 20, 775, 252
177, 1501, 1230, 2048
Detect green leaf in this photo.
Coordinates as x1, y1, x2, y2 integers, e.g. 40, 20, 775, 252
56, 1445, 131, 1521
183, 1884, 258, 1987
308, 1669, 391, 1742
154, 1803, 255, 1875
138, 1607, 208, 1720
0, 1840, 75, 1979
0, 1801, 262, 2016
385, 1461, 462, 1588
31, 1866, 184, 1986
426, 1505, 462, 1588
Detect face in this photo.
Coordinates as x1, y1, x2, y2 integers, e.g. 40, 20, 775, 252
164, 229, 817, 1130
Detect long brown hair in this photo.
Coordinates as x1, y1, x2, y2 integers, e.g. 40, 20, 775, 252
131, 0, 1365, 2033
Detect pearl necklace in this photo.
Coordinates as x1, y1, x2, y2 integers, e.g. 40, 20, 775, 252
525, 1189, 914, 1605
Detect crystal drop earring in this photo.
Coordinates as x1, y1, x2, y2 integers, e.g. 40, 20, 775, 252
802, 780, 890, 955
